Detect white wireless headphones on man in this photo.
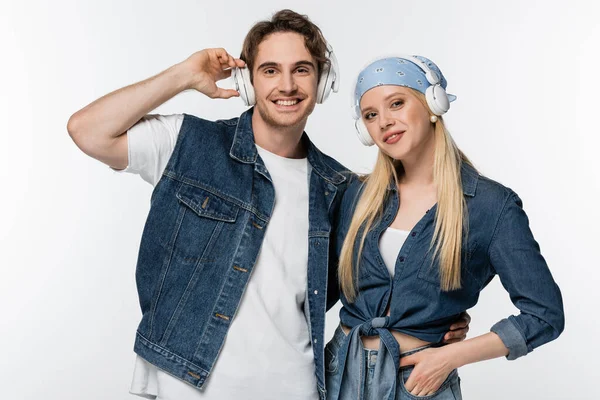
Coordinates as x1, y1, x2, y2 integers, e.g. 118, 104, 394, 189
231, 43, 340, 107
352, 55, 451, 147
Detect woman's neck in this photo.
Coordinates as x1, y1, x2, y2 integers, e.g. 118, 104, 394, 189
398, 146, 435, 188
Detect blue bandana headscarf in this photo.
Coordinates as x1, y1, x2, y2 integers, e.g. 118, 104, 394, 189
353, 55, 456, 118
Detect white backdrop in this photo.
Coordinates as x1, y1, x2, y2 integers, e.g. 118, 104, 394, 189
1, 0, 598, 399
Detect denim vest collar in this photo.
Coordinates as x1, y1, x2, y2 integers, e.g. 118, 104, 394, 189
229, 107, 347, 186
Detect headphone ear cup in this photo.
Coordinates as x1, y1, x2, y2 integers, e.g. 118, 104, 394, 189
425, 84, 450, 116
355, 118, 375, 146
233, 67, 255, 106
316, 62, 333, 104
317, 46, 340, 104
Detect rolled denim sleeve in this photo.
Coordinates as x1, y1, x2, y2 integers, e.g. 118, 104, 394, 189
488, 191, 565, 360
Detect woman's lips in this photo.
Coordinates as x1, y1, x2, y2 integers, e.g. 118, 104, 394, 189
383, 131, 404, 144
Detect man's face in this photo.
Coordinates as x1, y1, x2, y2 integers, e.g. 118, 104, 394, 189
251, 31, 318, 131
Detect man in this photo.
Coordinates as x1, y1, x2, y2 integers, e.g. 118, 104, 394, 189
67, 9, 468, 400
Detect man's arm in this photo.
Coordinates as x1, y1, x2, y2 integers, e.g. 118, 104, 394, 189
66, 49, 245, 169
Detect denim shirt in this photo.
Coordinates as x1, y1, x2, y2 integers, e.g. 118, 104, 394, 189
330, 164, 564, 398
132, 107, 347, 399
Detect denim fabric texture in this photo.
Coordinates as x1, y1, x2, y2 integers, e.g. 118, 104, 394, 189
132, 107, 348, 398
327, 164, 564, 399
326, 325, 462, 400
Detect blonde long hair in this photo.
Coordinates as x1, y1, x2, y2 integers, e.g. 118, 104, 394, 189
339, 90, 473, 301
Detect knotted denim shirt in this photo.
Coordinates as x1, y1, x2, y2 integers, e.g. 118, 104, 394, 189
328, 163, 564, 400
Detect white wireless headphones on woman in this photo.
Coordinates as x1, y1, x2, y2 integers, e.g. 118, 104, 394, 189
352, 55, 452, 147
231, 43, 340, 106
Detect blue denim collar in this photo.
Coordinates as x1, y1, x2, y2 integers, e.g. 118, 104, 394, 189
460, 163, 479, 197
229, 107, 347, 185
229, 107, 258, 164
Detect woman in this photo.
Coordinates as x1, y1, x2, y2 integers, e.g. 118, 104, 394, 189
325, 56, 564, 400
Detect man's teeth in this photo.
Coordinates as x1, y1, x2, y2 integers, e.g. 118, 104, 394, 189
276, 100, 298, 106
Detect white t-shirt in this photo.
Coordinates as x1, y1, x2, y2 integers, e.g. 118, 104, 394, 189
378, 227, 409, 278
119, 114, 317, 400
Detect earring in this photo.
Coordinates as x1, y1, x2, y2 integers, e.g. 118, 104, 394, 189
430, 115, 438, 123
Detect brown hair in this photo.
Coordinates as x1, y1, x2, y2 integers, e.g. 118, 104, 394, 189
240, 9, 329, 81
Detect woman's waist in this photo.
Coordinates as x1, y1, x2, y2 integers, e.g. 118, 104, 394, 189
340, 323, 433, 352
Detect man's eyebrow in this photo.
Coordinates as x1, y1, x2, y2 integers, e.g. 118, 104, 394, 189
294, 60, 316, 69
256, 60, 316, 70
257, 61, 279, 70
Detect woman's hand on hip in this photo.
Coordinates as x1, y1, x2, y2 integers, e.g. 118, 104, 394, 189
399, 346, 457, 397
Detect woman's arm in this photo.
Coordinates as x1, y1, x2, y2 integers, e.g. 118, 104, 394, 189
400, 189, 565, 396
399, 332, 508, 396
487, 190, 565, 359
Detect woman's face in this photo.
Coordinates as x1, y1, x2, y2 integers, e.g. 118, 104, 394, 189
359, 85, 435, 163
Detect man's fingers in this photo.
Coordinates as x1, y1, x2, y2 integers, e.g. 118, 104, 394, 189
228, 55, 246, 69
445, 326, 468, 340
221, 57, 245, 70
462, 311, 472, 323
449, 321, 465, 330
450, 320, 470, 330
215, 88, 240, 99
213, 48, 236, 68
212, 48, 246, 70
450, 312, 471, 330
214, 48, 230, 60
226, 54, 234, 68
219, 69, 233, 80
220, 54, 236, 69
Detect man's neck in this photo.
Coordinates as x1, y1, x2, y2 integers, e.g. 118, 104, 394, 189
251, 112, 307, 159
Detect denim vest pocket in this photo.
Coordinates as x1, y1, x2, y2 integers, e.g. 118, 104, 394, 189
170, 183, 240, 266
151, 184, 240, 343
176, 184, 239, 223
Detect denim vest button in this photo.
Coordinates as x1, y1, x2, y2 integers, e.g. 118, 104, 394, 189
399, 256, 405, 262
314, 290, 318, 295
411, 232, 416, 237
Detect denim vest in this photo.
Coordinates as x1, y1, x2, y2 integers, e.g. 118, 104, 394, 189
133, 108, 348, 398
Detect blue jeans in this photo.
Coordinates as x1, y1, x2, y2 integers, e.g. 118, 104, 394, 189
326, 325, 462, 400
